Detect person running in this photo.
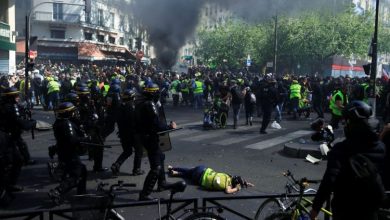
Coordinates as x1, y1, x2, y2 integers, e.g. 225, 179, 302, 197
167, 165, 254, 194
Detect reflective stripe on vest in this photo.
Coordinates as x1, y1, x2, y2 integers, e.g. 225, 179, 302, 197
290, 84, 301, 99
329, 90, 344, 116
194, 81, 203, 94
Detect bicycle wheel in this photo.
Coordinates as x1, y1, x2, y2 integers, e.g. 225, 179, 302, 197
183, 212, 225, 220
254, 198, 289, 220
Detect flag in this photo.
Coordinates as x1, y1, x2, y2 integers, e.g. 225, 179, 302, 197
383, 67, 389, 82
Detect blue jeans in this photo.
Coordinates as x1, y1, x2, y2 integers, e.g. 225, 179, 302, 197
48, 92, 59, 110
194, 93, 203, 109
172, 165, 206, 185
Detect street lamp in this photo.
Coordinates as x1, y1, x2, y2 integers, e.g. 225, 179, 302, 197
368, 0, 380, 116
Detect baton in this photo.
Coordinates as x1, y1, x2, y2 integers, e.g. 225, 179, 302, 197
157, 127, 183, 135
80, 142, 112, 148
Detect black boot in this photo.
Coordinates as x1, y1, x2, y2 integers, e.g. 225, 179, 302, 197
157, 167, 175, 192
111, 162, 120, 176
139, 169, 159, 201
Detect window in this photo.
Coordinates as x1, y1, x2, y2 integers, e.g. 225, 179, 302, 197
119, 37, 124, 45
110, 12, 115, 28
128, 39, 133, 50
0, 2, 8, 23
98, 9, 104, 26
85, 12, 91, 23
97, 34, 104, 42
84, 32, 92, 40
51, 30, 65, 39
109, 36, 115, 44
53, 3, 63, 20
119, 15, 125, 31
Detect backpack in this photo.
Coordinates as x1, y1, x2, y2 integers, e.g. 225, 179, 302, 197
349, 154, 386, 207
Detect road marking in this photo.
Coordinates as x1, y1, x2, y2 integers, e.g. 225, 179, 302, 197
245, 130, 312, 150
180, 125, 255, 142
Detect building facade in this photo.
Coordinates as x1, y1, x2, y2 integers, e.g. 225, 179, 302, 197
15, 0, 153, 63
0, 0, 16, 75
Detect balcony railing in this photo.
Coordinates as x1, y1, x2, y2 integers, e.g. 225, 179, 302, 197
33, 11, 80, 23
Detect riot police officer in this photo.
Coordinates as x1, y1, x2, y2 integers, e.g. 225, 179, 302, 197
76, 86, 106, 172
48, 102, 88, 205
0, 87, 36, 166
111, 89, 144, 176
135, 84, 177, 201
102, 82, 121, 139
259, 78, 278, 134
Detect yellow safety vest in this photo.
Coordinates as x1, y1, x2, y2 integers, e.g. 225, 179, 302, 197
329, 90, 344, 116
290, 83, 301, 99
194, 81, 203, 94
201, 168, 231, 191
48, 80, 60, 94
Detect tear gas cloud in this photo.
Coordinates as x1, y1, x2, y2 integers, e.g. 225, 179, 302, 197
130, 0, 347, 69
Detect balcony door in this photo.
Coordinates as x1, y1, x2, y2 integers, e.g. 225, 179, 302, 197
53, 3, 63, 20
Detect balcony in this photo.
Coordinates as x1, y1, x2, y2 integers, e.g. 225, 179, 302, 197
32, 11, 80, 24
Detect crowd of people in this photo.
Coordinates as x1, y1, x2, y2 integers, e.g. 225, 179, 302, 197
0, 59, 390, 219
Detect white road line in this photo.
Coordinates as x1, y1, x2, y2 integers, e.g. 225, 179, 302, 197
245, 130, 312, 150
180, 125, 255, 142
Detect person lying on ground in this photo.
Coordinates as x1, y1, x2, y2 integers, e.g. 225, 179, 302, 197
167, 165, 254, 194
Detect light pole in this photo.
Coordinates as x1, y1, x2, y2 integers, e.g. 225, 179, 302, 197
369, 0, 380, 116
273, 15, 278, 75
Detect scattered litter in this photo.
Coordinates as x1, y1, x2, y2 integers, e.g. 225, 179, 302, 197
306, 154, 321, 164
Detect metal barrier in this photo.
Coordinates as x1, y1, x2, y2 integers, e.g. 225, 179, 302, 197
48, 198, 197, 220
0, 209, 45, 220
202, 193, 330, 220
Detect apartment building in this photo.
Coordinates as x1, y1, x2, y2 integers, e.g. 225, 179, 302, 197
15, 0, 153, 63
0, 0, 16, 75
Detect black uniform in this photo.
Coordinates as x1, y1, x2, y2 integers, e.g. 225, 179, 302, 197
135, 96, 172, 200
50, 116, 87, 203
0, 100, 35, 165
0, 130, 23, 207
112, 97, 143, 175
78, 93, 105, 171
259, 81, 277, 133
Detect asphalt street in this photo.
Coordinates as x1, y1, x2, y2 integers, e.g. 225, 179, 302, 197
0, 104, 339, 219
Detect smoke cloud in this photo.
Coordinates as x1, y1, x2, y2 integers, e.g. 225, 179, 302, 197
130, 0, 205, 69
130, 0, 347, 69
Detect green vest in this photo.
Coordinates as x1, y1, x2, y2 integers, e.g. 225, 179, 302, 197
181, 79, 189, 93
194, 81, 203, 94
102, 84, 110, 97
48, 80, 60, 94
201, 168, 231, 191
70, 79, 76, 86
290, 83, 301, 99
329, 90, 344, 116
171, 80, 181, 93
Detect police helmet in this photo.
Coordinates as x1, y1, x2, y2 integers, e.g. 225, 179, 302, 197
342, 100, 372, 121
76, 86, 90, 96
55, 102, 76, 118
1, 87, 19, 97
64, 93, 80, 105
143, 83, 160, 100
122, 89, 136, 102
75, 82, 87, 91
1, 87, 20, 103
111, 78, 121, 85
108, 84, 121, 94
90, 85, 100, 95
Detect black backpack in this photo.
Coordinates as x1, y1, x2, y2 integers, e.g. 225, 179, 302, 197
349, 154, 386, 207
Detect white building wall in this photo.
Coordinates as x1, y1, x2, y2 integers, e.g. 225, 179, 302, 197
9, 0, 16, 74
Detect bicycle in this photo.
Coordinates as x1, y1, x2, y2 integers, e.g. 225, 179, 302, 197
157, 181, 225, 220
70, 180, 136, 220
254, 170, 332, 220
